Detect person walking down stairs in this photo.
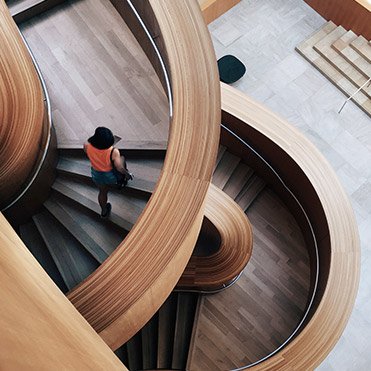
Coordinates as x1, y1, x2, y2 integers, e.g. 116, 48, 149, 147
84, 127, 131, 218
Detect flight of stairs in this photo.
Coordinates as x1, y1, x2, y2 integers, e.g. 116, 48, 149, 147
16, 146, 265, 370
296, 21, 371, 117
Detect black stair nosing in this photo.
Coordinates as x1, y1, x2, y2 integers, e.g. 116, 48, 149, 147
32, 209, 99, 290
52, 179, 135, 232
44, 195, 109, 264
171, 293, 199, 370
19, 221, 68, 293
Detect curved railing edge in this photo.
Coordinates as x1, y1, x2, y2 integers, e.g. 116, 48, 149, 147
220, 83, 360, 370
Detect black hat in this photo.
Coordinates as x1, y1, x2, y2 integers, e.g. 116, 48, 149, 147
88, 127, 114, 149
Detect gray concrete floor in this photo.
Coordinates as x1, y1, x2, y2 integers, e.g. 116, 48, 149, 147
209, 0, 371, 369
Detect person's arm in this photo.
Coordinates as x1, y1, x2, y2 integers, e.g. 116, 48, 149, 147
83, 142, 88, 153
111, 148, 126, 174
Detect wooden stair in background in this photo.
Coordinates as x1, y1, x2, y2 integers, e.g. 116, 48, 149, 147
296, 21, 371, 117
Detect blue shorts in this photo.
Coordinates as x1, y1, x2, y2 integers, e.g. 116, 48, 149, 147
91, 167, 117, 186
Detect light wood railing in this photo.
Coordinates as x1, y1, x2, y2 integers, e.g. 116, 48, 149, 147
67, 0, 221, 351
220, 84, 360, 369
0, 0, 46, 210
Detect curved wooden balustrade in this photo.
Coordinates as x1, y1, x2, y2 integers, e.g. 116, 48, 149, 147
67, 0, 220, 351
0, 0, 45, 210
0, 214, 126, 370
220, 83, 360, 370
178, 184, 253, 291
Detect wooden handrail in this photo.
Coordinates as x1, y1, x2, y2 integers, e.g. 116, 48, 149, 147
0, 0, 45, 210
220, 83, 360, 369
178, 184, 253, 291
67, 0, 220, 351
0, 213, 126, 370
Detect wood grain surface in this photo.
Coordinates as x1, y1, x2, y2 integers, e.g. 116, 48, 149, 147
67, 0, 220, 351
198, 0, 240, 24
220, 83, 360, 370
0, 0, 45, 209
178, 184, 253, 291
0, 214, 126, 370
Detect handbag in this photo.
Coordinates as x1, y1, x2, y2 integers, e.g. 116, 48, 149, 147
110, 148, 133, 188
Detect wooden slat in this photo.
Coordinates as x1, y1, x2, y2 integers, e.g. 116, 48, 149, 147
198, 0, 240, 24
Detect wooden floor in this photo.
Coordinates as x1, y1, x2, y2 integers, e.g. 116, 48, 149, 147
189, 189, 310, 370
20, 0, 169, 149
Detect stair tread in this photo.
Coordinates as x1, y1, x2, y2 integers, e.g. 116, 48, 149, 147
33, 210, 99, 290
313, 28, 371, 97
214, 145, 227, 171
52, 176, 147, 231
45, 193, 125, 263
296, 23, 371, 116
19, 221, 68, 293
6, 0, 45, 15
235, 174, 266, 211
332, 31, 371, 78
296, 21, 337, 52
172, 293, 199, 370
351, 35, 371, 64
222, 162, 254, 200
58, 154, 162, 193
212, 150, 240, 189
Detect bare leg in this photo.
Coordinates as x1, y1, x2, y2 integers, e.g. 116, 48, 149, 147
98, 185, 109, 213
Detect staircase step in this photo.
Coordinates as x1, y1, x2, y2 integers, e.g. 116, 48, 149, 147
313, 27, 371, 98
19, 221, 68, 293
33, 209, 99, 290
222, 162, 254, 200
235, 175, 266, 211
126, 332, 143, 371
296, 22, 371, 117
52, 176, 147, 231
58, 154, 162, 193
332, 31, 371, 78
157, 293, 177, 369
214, 145, 227, 171
350, 35, 371, 63
212, 150, 240, 189
6, 0, 64, 23
44, 193, 125, 263
141, 313, 159, 370
172, 293, 199, 370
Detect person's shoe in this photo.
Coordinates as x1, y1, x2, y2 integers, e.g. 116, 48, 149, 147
101, 202, 112, 218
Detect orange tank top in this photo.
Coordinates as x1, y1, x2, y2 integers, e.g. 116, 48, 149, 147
86, 143, 113, 172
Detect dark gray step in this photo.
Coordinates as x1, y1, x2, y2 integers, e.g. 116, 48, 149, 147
141, 313, 159, 370
235, 174, 266, 211
222, 162, 255, 200
172, 293, 199, 370
57, 154, 163, 193
44, 193, 125, 263
157, 294, 177, 369
7, 0, 65, 23
19, 221, 68, 293
33, 209, 99, 290
212, 150, 240, 189
214, 145, 227, 171
126, 332, 143, 371
52, 176, 148, 232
